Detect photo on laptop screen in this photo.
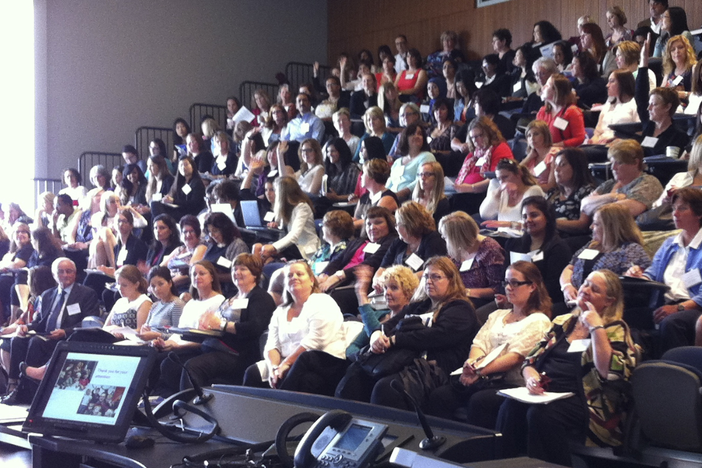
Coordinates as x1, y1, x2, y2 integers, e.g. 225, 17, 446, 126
23, 342, 156, 442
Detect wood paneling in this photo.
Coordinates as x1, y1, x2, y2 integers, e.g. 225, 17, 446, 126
328, 0, 702, 66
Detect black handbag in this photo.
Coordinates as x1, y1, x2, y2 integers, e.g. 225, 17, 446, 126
356, 315, 425, 378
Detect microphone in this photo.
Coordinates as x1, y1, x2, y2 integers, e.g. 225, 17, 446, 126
168, 352, 213, 405
390, 379, 445, 450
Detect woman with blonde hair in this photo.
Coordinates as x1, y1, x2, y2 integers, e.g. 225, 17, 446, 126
33, 192, 55, 229
480, 159, 544, 226
288, 139, 324, 195
614, 41, 656, 90
412, 161, 449, 224
251, 89, 272, 127
654, 135, 702, 211
354, 106, 395, 161
661, 34, 697, 101
439, 211, 504, 308
377, 82, 402, 132
560, 204, 651, 304
427, 261, 552, 427
102, 265, 152, 335
521, 120, 556, 191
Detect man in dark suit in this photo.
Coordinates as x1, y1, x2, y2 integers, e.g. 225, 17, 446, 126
3, 257, 99, 404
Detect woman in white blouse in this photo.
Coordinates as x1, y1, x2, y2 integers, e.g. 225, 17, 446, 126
291, 139, 325, 195
480, 159, 545, 227
102, 265, 152, 337
427, 261, 552, 427
590, 70, 640, 145
243, 261, 345, 388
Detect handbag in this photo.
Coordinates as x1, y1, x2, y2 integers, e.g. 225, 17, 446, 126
356, 315, 425, 378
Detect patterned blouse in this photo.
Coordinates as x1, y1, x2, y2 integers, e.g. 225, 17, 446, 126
455, 237, 505, 293
570, 242, 651, 289
548, 184, 595, 222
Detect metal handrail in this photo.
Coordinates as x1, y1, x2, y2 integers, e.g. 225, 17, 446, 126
135, 126, 174, 164
285, 61, 332, 95
33, 178, 62, 209
189, 103, 227, 135
78, 151, 122, 188
238, 81, 280, 112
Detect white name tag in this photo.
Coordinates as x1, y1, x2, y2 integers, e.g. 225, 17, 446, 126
405, 73, 414, 80
217, 161, 227, 171
672, 75, 684, 86
182, 184, 192, 195
475, 82, 484, 89
460, 258, 474, 272
513, 81, 522, 93
641, 136, 658, 148
267, 169, 278, 178
117, 249, 128, 265
391, 163, 405, 178
151, 193, 162, 202
683, 269, 702, 288
510, 251, 533, 263
532, 250, 544, 262
229, 298, 249, 310
578, 248, 600, 260
300, 122, 310, 133
533, 160, 547, 177
553, 117, 569, 131
405, 253, 424, 271
67, 303, 81, 316
568, 338, 591, 353
263, 211, 275, 222
363, 243, 380, 254
475, 156, 488, 166
420, 104, 430, 113
217, 256, 232, 269
313, 261, 329, 275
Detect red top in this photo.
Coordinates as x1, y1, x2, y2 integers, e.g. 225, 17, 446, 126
456, 142, 514, 185
536, 105, 586, 147
396, 70, 424, 100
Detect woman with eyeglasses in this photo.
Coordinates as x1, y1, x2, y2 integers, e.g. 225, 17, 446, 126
427, 261, 552, 427
496, 270, 636, 465
336, 256, 479, 409
386, 123, 436, 202
413, 162, 450, 225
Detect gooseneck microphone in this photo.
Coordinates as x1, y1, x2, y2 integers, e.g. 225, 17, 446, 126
391, 379, 445, 450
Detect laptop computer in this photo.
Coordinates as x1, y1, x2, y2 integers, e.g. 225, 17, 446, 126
240, 200, 281, 232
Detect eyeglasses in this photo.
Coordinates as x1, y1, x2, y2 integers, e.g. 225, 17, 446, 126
423, 273, 447, 282
418, 172, 435, 178
502, 280, 533, 289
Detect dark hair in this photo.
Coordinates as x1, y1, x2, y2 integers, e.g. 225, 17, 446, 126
179, 214, 201, 238
358, 48, 374, 66
554, 148, 595, 190
32, 227, 61, 259
483, 53, 500, 68
553, 41, 574, 67
611, 70, 636, 100
575, 51, 600, 83
521, 196, 557, 245
431, 97, 454, 121
63, 168, 82, 185
667, 6, 690, 37
493, 28, 512, 47
362, 136, 387, 161
56, 193, 73, 208
326, 75, 341, 87
634, 26, 654, 40
508, 261, 552, 317
474, 89, 501, 116
122, 145, 138, 157
29, 265, 56, 297
365, 206, 396, 232
535, 21, 562, 44
496, 158, 537, 186
377, 44, 393, 63
214, 179, 240, 203
189, 260, 222, 299
580, 23, 607, 62
233, 253, 263, 284
169, 155, 201, 198
205, 212, 240, 245
153, 214, 180, 247
120, 163, 147, 203
173, 118, 190, 138
151, 138, 167, 158
399, 123, 430, 155
226, 96, 241, 108
407, 48, 423, 68
455, 69, 478, 102
147, 266, 178, 296
324, 138, 353, 176
672, 187, 702, 226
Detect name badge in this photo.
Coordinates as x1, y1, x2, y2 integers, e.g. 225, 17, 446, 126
314, 261, 329, 275
263, 211, 275, 222
300, 122, 310, 133
229, 298, 249, 310
182, 184, 192, 195
363, 243, 380, 254
405, 253, 424, 271
117, 249, 128, 265
513, 81, 522, 93
420, 104, 430, 113
683, 269, 702, 288
531, 250, 544, 262
217, 161, 227, 171
391, 163, 405, 178
578, 248, 600, 260
217, 256, 233, 269
267, 169, 278, 178
67, 303, 81, 316
553, 117, 569, 131
568, 339, 591, 353
510, 251, 533, 263
460, 258, 474, 272
405, 73, 414, 80
475, 82, 484, 89
151, 193, 162, 202
672, 75, 684, 86
641, 136, 658, 148
533, 160, 547, 176
475, 156, 488, 166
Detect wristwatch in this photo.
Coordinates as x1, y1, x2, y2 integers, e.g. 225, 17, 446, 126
677, 303, 686, 312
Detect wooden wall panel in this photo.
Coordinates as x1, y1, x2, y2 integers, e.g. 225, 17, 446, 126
327, 0, 702, 67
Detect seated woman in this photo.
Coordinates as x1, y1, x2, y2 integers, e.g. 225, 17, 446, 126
453, 117, 514, 198
627, 187, 702, 350
152, 261, 225, 397
33, 192, 55, 230
652, 135, 702, 219
323, 138, 359, 203
377, 82, 402, 132
172, 118, 190, 160
661, 34, 697, 103
521, 120, 557, 191
428, 98, 459, 156
187, 133, 214, 175
579, 24, 608, 76
653, 7, 695, 59
560, 204, 651, 307
180, 254, 276, 389
547, 148, 596, 237
289, 139, 324, 195
336, 256, 479, 409
102, 265, 152, 336
211, 130, 238, 178
615, 40, 656, 91
581, 139, 663, 222
332, 108, 360, 156
119, 163, 148, 209
82, 165, 111, 214
496, 270, 637, 466
88, 193, 147, 269
251, 89, 272, 127
145, 214, 181, 271
148, 138, 175, 175
0, 224, 34, 323
262, 104, 288, 147
589, 70, 640, 146
552, 41, 574, 74
413, 161, 450, 225
161, 215, 207, 294
144, 155, 174, 209
386, 123, 436, 201
58, 168, 88, 208
253, 177, 320, 263
537, 74, 586, 147
454, 70, 478, 124
427, 261, 552, 427
395, 48, 428, 103
137, 266, 185, 341
373, 202, 446, 288
504, 197, 571, 305
242, 261, 345, 390
424, 77, 447, 123
202, 212, 247, 296
152, 155, 206, 221
480, 159, 545, 226
353, 159, 399, 236
354, 107, 395, 162
439, 211, 504, 309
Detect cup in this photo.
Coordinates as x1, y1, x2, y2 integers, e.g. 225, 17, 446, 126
666, 146, 680, 159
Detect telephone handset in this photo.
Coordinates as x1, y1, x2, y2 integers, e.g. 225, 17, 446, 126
293, 410, 388, 468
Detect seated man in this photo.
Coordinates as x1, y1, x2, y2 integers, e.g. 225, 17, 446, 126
3, 257, 99, 404
281, 93, 325, 143
50, 193, 82, 246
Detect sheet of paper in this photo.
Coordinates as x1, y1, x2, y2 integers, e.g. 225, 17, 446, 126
497, 387, 575, 404
233, 106, 255, 123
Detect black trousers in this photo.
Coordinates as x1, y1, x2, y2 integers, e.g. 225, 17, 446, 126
279, 350, 349, 396
495, 395, 588, 466
660, 308, 702, 353
152, 349, 202, 398
334, 362, 409, 410
9, 336, 61, 379
181, 351, 251, 390
242, 363, 272, 389
426, 377, 513, 429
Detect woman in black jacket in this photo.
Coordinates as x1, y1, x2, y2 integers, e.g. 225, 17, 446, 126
151, 155, 207, 221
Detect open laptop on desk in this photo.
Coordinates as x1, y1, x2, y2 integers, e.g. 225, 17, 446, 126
23, 341, 156, 443
241, 200, 282, 232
